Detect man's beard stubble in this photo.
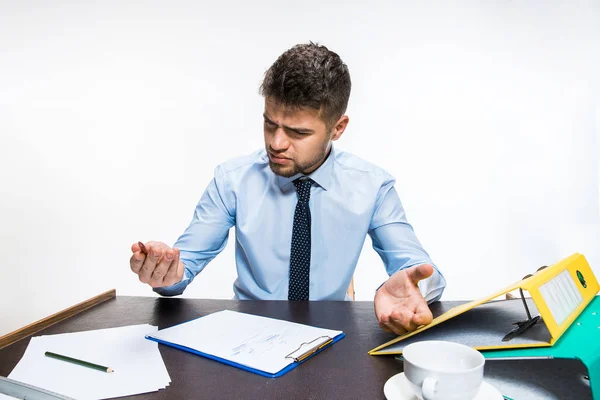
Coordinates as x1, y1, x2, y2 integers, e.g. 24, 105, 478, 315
268, 161, 297, 178
268, 146, 330, 178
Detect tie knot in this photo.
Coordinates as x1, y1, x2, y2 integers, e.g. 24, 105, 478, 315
294, 178, 313, 203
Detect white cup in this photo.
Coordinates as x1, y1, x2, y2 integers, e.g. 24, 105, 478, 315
402, 340, 485, 400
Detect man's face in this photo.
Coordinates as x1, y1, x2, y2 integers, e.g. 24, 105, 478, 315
263, 97, 343, 177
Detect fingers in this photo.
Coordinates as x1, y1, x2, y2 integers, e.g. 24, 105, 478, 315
130, 241, 183, 289
379, 315, 408, 335
150, 248, 174, 287
382, 320, 408, 335
379, 309, 421, 335
164, 248, 183, 286
131, 242, 141, 253
378, 322, 393, 333
413, 302, 434, 326
375, 290, 433, 335
406, 264, 434, 284
138, 241, 148, 254
138, 245, 163, 284
377, 304, 413, 335
390, 308, 418, 333
130, 250, 146, 274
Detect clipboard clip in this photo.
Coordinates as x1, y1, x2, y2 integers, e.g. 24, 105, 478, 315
284, 335, 333, 362
502, 267, 546, 342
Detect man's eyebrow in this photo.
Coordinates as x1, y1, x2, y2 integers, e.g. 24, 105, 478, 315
263, 113, 276, 124
262, 113, 314, 134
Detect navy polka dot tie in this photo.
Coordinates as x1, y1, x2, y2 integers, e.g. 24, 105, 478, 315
288, 178, 313, 301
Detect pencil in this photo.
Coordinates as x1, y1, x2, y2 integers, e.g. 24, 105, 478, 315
138, 241, 148, 255
45, 351, 114, 373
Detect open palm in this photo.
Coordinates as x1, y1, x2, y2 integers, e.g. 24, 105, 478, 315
374, 264, 435, 335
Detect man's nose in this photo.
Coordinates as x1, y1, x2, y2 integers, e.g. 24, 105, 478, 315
270, 128, 289, 151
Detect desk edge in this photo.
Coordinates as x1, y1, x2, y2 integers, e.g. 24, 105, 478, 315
0, 289, 116, 349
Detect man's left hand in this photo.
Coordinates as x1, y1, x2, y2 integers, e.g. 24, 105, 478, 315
374, 264, 434, 335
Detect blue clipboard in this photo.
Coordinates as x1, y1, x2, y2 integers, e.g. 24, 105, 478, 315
146, 331, 345, 378
144, 310, 345, 378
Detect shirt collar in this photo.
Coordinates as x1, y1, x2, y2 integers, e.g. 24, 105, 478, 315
276, 146, 335, 191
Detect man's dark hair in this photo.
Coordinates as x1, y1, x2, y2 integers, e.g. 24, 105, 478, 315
260, 42, 351, 130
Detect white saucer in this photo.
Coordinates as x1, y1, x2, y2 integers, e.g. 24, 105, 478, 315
383, 372, 503, 400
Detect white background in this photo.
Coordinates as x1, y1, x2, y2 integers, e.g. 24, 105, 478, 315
1, 1, 599, 336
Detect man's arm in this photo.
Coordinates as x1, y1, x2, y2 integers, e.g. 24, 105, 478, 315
369, 178, 446, 334
154, 166, 236, 296
368, 181, 446, 302
370, 224, 445, 304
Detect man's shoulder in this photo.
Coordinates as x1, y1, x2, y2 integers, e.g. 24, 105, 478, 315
333, 149, 392, 179
215, 149, 268, 177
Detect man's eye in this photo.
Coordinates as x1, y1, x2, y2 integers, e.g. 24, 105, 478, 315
294, 131, 309, 136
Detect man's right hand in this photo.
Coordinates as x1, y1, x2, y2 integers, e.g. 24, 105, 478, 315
130, 241, 184, 288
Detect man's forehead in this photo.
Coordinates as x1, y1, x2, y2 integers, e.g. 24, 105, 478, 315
264, 98, 321, 120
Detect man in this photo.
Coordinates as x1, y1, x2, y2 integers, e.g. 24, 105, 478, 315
129, 43, 446, 335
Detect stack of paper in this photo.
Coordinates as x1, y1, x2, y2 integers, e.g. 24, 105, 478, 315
7, 324, 170, 400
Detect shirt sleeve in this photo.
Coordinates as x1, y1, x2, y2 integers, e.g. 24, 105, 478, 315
154, 165, 235, 296
368, 179, 446, 303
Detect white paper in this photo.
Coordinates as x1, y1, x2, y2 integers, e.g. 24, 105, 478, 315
8, 324, 170, 400
147, 310, 343, 375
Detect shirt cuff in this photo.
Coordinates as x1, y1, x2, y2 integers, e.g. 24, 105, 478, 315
418, 267, 446, 303
152, 269, 191, 297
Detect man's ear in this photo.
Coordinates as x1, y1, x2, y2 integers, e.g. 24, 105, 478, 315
331, 115, 349, 141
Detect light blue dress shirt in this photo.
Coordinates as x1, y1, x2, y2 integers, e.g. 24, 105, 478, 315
155, 147, 446, 301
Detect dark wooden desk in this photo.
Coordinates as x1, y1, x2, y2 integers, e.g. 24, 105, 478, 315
0, 297, 593, 399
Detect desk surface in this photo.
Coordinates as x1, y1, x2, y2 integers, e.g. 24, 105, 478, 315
0, 297, 593, 399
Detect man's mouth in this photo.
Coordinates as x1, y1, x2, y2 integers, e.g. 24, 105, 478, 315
269, 153, 291, 164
